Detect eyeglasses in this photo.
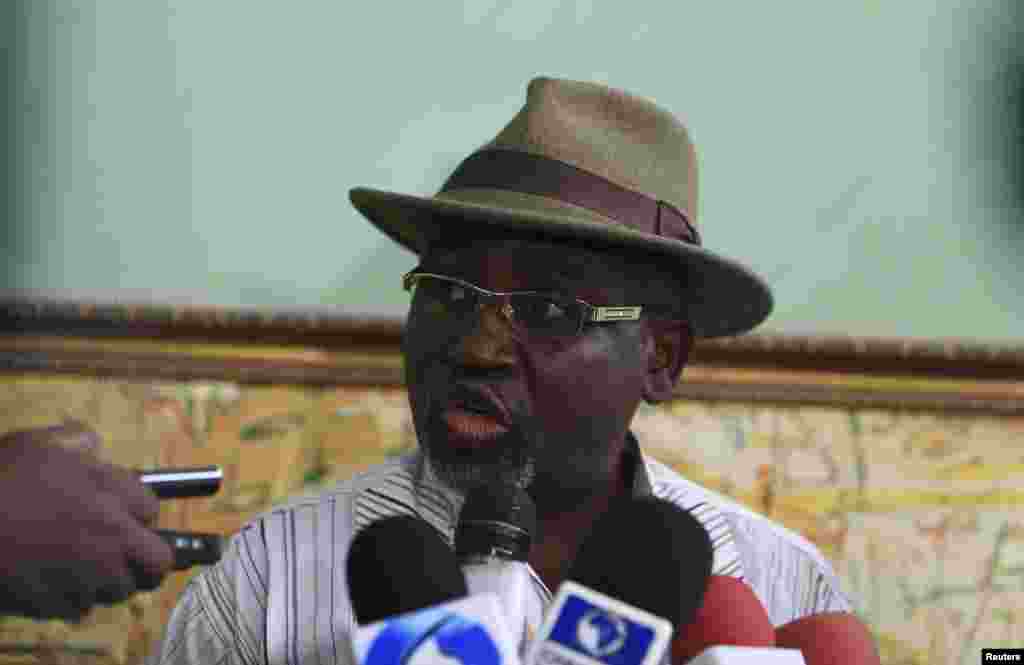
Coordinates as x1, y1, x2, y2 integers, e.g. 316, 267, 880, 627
402, 270, 649, 341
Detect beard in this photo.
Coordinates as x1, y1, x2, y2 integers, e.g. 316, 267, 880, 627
418, 408, 538, 493
416, 404, 621, 515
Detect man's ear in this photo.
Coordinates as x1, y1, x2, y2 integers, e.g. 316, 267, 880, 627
642, 319, 693, 403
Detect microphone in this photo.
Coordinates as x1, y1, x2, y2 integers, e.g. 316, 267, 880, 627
455, 483, 544, 655
674, 576, 878, 664
347, 515, 467, 624
774, 613, 880, 665
671, 575, 787, 664
346, 515, 520, 665
526, 497, 714, 665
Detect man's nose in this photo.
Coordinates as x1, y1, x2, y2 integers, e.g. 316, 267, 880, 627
452, 302, 518, 368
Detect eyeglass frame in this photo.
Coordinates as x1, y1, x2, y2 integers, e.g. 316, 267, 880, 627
403, 269, 679, 339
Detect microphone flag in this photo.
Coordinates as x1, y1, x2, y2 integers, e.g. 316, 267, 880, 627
527, 581, 673, 665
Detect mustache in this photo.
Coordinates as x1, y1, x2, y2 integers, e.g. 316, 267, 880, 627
421, 403, 542, 491
424, 403, 535, 452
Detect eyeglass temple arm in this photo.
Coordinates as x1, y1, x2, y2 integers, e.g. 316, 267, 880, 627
589, 306, 643, 322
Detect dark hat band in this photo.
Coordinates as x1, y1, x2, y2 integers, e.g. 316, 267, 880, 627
440, 148, 702, 247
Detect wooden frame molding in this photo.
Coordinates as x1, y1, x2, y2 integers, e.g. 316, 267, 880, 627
1, 297, 1022, 413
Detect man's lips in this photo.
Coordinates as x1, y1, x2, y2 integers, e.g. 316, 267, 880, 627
445, 386, 511, 425
439, 386, 512, 442
442, 410, 510, 441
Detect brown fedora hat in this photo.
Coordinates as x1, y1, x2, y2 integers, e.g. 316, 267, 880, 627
349, 76, 772, 338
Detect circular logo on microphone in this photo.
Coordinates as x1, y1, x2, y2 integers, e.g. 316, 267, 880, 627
576, 609, 628, 657
365, 608, 502, 665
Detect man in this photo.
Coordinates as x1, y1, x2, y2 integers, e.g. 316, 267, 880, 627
0, 423, 173, 621
152, 77, 875, 664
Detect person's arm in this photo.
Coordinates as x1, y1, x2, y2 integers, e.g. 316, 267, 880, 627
149, 523, 269, 665
0, 424, 173, 621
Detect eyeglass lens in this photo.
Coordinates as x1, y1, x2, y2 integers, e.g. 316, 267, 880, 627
410, 276, 583, 339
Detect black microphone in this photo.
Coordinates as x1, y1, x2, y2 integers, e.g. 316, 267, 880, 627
569, 496, 713, 629
455, 482, 536, 563
526, 497, 713, 665
346, 515, 467, 625
346, 515, 522, 665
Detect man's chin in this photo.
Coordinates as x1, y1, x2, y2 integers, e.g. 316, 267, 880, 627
421, 419, 533, 490
425, 452, 601, 509
425, 448, 534, 493
526, 476, 604, 513
418, 418, 614, 508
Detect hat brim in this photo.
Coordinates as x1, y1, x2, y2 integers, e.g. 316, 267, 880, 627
349, 186, 773, 338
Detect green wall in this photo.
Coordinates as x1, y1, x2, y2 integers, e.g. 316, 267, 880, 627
4, 0, 1022, 341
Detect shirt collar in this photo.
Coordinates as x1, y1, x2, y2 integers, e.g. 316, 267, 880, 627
624, 429, 655, 498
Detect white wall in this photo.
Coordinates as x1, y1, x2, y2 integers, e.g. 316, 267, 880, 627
5, 0, 1023, 340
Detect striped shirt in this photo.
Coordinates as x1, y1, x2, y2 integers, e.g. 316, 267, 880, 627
150, 434, 852, 665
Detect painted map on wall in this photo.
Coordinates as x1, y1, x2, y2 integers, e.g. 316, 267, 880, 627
0, 375, 1021, 665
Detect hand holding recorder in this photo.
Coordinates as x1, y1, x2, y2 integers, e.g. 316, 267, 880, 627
0, 423, 223, 621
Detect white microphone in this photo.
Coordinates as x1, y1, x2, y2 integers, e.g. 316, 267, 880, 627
350, 593, 521, 665
684, 647, 806, 665
456, 483, 544, 657
347, 515, 522, 665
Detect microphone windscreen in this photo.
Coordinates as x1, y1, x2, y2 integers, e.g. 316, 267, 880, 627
568, 496, 713, 628
346, 515, 467, 624
775, 612, 880, 665
671, 575, 775, 663
458, 482, 537, 532
456, 482, 536, 562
